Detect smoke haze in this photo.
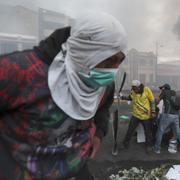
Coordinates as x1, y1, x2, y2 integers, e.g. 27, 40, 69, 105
1, 0, 180, 62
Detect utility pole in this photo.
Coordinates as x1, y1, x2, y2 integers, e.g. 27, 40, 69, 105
155, 42, 158, 62
155, 42, 164, 85
155, 42, 158, 84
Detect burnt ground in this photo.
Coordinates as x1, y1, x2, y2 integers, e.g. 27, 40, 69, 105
88, 102, 180, 180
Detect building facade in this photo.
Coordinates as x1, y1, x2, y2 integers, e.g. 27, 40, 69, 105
0, 4, 74, 55
121, 49, 180, 90
157, 63, 180, 89
120, 49, 157, 90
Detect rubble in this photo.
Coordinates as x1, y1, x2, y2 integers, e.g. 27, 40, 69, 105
109, 165, 169, 180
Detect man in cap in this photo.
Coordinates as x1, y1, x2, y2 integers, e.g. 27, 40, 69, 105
154, 84, 180, 154
121, 80, 156, 152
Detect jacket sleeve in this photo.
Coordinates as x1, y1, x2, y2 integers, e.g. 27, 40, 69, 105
94, 83, 115, 141
34, 26, 71, 65
121, 94, 132, 101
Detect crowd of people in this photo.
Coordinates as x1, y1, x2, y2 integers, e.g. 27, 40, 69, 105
120, 81, 180, 154
0, 10, 179, 180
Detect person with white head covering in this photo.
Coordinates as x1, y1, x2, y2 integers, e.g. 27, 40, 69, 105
121, 80, 156, 153
0, 11, 127, 179
48, 11, 127, 121
132, 79, 141, 87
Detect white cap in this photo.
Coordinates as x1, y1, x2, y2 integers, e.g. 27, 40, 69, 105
132, 80, 141, 87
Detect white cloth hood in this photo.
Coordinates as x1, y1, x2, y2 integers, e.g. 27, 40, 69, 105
48, 11, 128, 120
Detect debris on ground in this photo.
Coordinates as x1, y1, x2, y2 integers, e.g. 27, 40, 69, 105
109, 164, 169, 180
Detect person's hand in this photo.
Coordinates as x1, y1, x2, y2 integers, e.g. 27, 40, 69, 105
119, 93, 125, 100
119, 92, 123, 97
89, 136, 101, 159
151, 112, 156, 118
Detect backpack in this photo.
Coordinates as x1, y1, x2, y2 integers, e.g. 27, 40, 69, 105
170, 91, 180, 110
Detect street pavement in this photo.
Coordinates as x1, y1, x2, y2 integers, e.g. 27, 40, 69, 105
88, 102, 180, 180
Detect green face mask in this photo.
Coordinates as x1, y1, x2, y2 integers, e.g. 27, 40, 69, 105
78, 68, 118, 88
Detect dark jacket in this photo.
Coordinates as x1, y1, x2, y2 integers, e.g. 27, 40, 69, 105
159, 89, 179, 114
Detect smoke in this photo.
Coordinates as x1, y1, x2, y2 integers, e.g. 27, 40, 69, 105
1, 0, 180, 60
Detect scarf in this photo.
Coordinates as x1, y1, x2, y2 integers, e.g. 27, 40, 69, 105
48, 11, 127, 120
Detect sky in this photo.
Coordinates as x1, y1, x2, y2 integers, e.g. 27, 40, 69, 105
1, 0, 180, 63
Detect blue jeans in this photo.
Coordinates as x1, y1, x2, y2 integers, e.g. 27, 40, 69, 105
154, 113, 180, 151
